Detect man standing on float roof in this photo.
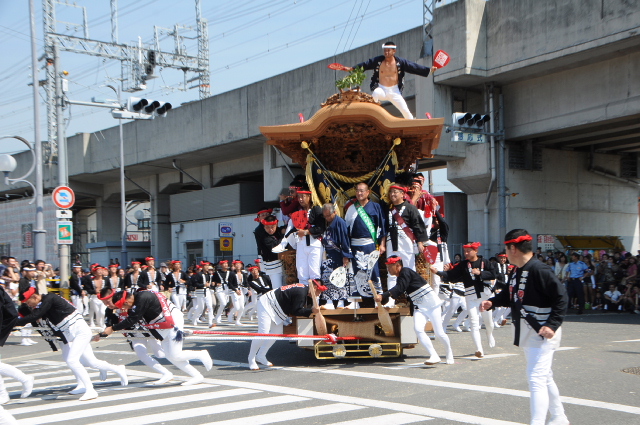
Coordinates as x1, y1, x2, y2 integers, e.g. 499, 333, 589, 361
346, 41, 437, 119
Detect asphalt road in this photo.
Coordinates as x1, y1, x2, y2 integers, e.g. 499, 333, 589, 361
2, 311, 639, 424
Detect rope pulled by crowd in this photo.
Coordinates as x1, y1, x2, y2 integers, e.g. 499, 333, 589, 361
14, 327, 358, 344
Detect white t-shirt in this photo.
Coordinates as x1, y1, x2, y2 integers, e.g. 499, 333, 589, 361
604, 290, 621, 302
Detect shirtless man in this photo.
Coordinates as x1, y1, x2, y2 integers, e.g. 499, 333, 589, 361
347, 41, 436, 119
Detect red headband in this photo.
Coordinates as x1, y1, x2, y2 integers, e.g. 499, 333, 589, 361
232, 260, 243, 265
254, 259, 261, 263
200, 261, 209, 266
463, 242, 482, 250
297, 190, 312, 194
131, 261, 141, 265
171, 260, 181, 264
261, 219, 278, 226
145, 257, 154, 261
385, 256, 402, 265
97, 289, 115, 301
389, 185, 408, 193
248, 265, 259, 271
114, 291, 128, 309
312, 279, 328, 292
109, 263, 119, 268
497, 253, 507, 258
219, 260, 229, 264
21, 286, 36, 301
504, 235, 533, 245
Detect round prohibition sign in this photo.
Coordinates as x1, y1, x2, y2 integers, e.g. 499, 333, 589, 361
52, 186, 75, 209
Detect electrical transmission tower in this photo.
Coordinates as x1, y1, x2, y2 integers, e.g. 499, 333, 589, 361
421, 0, 438, 58
42, 0, 210, 158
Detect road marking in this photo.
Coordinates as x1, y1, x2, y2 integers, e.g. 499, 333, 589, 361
328, 412, 434, 424
555, 347, 579, 351
126, 369, 525, 425
278, 366, 640, 415
21, 388, 260, 424
7, 384, 216, 415
90, 395, 308, 425
200, 403, 365, 424
611, 339, 640, 343
459, 353, 519, 360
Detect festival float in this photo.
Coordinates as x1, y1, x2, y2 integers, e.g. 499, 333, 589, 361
258, 69, 445, 359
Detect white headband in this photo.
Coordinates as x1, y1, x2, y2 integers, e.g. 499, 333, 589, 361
382, 44, 397, 49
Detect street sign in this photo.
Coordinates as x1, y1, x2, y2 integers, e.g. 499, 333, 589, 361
219, 222, 233, 237
220, 237, 233, 251
56, 209, 73, 219
52, 186, 75, 209
452, 131, 486, 144
57, 221, 73, 244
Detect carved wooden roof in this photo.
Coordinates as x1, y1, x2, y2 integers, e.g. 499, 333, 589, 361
260, 91, 444, 176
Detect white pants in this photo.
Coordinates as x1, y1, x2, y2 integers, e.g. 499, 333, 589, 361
129, 337, 170, 376
228, 291, 245, 323
494, 306, 511, 324
441, 295, 465, 332
523, 339, 567, 425
465, 293, 495, 354
71, 295, 83, 314
193, 292, 214, 326
155, 310, 208, 379
244, 290, 258, 318
248, 299, 282, 364
88, 295, 105, 328
296, 241, 322, 283
414, 300, 453, 361
61, 320, 123, 391
372, 84, 413, 119
215, 291, 229, 323
0, 361, 30, 401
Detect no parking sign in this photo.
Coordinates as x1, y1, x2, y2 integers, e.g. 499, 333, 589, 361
220, 237, 233, 251
52, 186, 75, 209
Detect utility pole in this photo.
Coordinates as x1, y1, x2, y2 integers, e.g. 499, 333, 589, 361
29, 0, 46, 262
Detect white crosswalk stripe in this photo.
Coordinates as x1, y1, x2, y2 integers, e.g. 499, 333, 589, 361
1, 360, 505, 425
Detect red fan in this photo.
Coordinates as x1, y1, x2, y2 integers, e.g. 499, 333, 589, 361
423, 245, 439, 265
433, 50, 450, 69
290, 210, 309, 230
328, 63, 350, 71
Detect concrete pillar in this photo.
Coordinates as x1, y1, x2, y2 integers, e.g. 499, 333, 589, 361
150, 176, 172, 262
95, 198, 121, 241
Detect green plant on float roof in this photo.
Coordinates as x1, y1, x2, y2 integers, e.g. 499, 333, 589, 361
335, 66, 366, 90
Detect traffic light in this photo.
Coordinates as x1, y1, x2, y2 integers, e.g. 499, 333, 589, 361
111, 97, 172, 120
452, 112, 490, 129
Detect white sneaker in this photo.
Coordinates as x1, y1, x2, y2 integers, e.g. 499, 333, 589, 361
19, 340, 32, 346
79, 389, 98, 401
454, 326, 462, 332
548, 415, 570, 425
27, 338, 38, 345
21, 376, 34, 398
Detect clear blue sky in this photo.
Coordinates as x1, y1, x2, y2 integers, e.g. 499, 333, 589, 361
0, 0, 459, 193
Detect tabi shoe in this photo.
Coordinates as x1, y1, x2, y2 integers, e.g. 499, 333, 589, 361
548, 415, 570, 425
79, 389, 99, 401
181, 375, 204, 386
200, 351, 213, 371
68, 387, 86, 395
500, 319, 508, 326
234, 321, 244, 326
474, 351, 484, 358
153, 373, 174, 385
424, 356, 441, 365
256, 356, 273, 367
19, 340, 33, 346
488, 335, 496, 348
21, 376, 34, 398
99, 369, 107, 381
209, 323, 217, 328
445, 354, 455, 365
248, 360, 260, 371
27, 338, 38, 345
116, 365, 128, 386
454, 326, 463, 333
493, 322, 501, 328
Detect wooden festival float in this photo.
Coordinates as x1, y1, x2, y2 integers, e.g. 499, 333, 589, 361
260, 89, 444, 359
